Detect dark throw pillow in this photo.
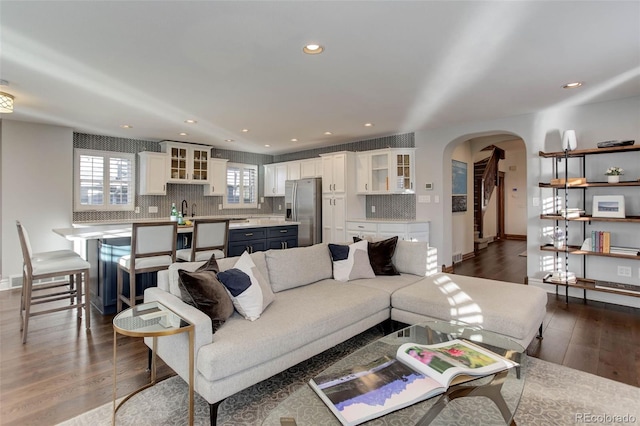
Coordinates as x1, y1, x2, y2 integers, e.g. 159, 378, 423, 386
177, 269, 234, 332
354, 236, 400, 276
197, 254, 220, 273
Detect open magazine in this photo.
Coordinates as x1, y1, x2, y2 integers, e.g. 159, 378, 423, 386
309, 339, 517, 426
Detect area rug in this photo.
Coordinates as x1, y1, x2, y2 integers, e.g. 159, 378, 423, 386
59, 330, 639, 426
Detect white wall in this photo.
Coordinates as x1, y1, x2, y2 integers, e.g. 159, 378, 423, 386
414, 96, 640, 306
451, 143, 474, 258
1, 120, 74, 284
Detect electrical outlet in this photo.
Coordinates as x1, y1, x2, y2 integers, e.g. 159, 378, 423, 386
278, 204, 282, 211
434, 195, 440, 203
149, 206, 158, 213
135, 206, 140, 214
371, 206, 376, 213
618, 266, 632, 277
218, 204, 222, 210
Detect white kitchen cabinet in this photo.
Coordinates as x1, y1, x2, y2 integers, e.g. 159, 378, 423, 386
160, 141, 211, 184
321, 152, 351, 193
264, 163, 288, 197
356, 148, 416, 194
300, 158, 322, 178
203, 158, 229, 196
138, 151, 168, 195
323, 194, 347, 243
346, 220, 430, 243
287, 161, 301, 181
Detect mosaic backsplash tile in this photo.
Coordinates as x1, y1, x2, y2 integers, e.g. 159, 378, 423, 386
73, 132, 415, 222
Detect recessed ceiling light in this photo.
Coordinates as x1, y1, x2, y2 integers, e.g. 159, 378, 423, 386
179, 132, 188, 136
291, 138, 298, 142
242, 128, 249, 133
264, 144, 271, 147
225, 139, 234, 142
562, 81, 583, 89
303, 44, 324, 55
184, 119, 197, 124
324, 131, 333, 135
120, 124, 133, 129
364, 123, 374, 127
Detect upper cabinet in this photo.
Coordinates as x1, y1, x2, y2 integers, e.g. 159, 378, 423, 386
204, 158, 229, 196
138, 151, 168, 195
264, 163, 288, 197
300, 157, 322, 178
160, 141, 211, 184
356, 148, 415, 194
263, 161, 304, 197
321, 152, 348, 193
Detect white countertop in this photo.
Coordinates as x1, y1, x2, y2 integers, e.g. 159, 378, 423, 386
346, 218, 429, 223
54, 218, 298, 241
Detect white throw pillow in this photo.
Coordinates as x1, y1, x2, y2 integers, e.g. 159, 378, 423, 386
217, 251, 274, 321
328, 240, 375, 282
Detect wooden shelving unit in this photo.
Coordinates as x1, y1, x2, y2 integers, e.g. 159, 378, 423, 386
538, 144, 640, 302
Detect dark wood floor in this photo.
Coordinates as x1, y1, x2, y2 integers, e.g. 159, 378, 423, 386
453, 239, 640, 388
1, 239, 639, 425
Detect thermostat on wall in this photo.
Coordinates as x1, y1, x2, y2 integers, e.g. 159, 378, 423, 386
425, 183, 433, 190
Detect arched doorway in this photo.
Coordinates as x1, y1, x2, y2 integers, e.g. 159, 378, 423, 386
448, 134, 527, 268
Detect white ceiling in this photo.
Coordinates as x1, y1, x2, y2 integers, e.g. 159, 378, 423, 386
1, 1, 639, 155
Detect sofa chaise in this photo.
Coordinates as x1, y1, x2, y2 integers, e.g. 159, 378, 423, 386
143, 240, 547, 425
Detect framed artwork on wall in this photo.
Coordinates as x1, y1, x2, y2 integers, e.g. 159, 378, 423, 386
452, 160, 467, 212
592, 195, 625, 218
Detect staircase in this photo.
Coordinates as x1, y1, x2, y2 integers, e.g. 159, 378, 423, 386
474, 146, 505, 251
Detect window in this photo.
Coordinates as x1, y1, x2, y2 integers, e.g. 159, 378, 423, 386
74, 149, 135, 211
224, 162, 258, 209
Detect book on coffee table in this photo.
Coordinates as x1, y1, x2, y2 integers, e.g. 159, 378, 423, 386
309, 339, 517, 426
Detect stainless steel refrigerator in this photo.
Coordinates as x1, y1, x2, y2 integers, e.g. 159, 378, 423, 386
285, 178, 322, 246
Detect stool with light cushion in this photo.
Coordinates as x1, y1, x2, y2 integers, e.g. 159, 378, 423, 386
16, 220, 91, 344
176, 219, 228, 262
116, 221, 177, 312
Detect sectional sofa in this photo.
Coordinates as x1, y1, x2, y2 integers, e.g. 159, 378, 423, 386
143, 240, 547, 425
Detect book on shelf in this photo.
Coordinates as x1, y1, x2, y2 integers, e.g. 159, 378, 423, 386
590, 231, 611, 253
308, 339, 517, 426
559, 208, 585, 218
594, 281, 640, 295
545, 271, 577, 284
609, 246, 640, 256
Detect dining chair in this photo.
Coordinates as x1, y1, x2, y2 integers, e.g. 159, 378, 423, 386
116, 221, 177, 312
16, 220, 91, 344
176, 219, 229, 262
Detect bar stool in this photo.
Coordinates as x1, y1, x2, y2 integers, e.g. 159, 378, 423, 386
176, 219, 229, 262
16, 221, 91, 344
116, 221, 177, 312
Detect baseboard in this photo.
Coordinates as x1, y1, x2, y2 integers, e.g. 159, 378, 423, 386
505, 234, 526, 241
462, 251, 475, 261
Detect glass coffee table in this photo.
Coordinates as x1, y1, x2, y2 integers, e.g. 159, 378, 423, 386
262, 321, 526, 426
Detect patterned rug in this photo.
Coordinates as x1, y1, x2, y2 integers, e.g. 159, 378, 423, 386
59, 328, 640, 426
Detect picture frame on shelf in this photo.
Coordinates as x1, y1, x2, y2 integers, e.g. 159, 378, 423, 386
592, 195, 625, 218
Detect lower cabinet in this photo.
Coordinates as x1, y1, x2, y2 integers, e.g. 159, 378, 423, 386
346, 221, 430, 243
227, 225, 298, 257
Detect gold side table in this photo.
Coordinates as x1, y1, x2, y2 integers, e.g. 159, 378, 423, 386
112, 301, 194, 425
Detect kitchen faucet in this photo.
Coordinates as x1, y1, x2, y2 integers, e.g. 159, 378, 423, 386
181, 199, 188, 217
191, 203, 197, 217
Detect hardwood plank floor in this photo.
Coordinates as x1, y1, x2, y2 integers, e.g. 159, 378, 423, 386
453, 239, 640, 388
1, 240, 638, 424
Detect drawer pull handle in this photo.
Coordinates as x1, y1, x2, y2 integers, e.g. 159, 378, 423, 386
357, 226, 364, 228
245, 233, 253, 236
280, 230, 288, 233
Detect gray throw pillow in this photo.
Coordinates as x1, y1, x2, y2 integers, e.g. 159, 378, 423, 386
177, 269, 234, 332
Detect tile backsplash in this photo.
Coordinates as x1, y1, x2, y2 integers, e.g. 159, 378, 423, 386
73, 132, 415, 222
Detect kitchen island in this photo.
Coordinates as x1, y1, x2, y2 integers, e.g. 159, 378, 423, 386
54, 218, 299, 315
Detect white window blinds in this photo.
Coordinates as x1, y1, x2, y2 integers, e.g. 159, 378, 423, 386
224, 163, 257, 208
75, 149, 135, 211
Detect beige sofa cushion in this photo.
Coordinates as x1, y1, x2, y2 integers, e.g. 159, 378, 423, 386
392, 240, 430, 276
265, 243, 333, 292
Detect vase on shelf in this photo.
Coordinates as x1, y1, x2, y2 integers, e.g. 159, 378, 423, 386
607, 175, 620, 183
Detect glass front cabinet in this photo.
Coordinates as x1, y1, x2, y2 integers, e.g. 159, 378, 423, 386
160, 141, 210, 184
